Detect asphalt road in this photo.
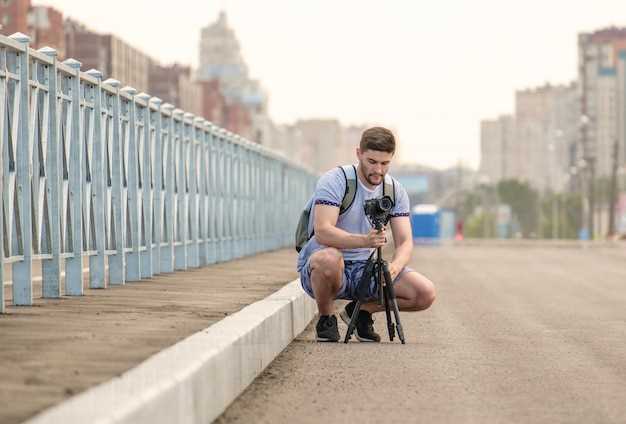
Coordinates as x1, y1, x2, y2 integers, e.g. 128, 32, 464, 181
217, 243, 626, 424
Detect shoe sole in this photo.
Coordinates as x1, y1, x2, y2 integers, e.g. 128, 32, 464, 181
315, 336, 339, 342
339, 309, 378, 343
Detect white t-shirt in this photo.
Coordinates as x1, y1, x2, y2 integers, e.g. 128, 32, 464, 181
296, 166, 410, 271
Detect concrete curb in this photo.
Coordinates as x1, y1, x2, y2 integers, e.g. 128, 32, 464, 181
24, 279, 317, 424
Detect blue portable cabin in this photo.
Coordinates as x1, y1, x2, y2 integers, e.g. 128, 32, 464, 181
410, 204, 455, 244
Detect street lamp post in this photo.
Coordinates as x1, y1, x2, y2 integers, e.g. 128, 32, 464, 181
607, 137, 620, 238
580, 114, 595, 240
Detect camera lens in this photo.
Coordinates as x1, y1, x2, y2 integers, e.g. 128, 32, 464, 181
379, 197, 393, 211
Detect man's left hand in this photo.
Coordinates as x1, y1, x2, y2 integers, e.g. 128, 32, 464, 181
388, 262, 401, 281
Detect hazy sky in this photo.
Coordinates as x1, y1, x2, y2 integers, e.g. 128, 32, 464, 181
32, 0, 626, 169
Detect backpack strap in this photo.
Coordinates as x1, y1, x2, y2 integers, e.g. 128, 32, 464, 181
339, 165, 357, 215
383, 174, 396, 207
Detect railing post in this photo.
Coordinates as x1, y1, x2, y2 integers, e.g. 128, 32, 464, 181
105, 78, 126, 285
149, 97, 162, 276
173, 109, 187, 270
136, 92, 153, 279
38, 46, 62, 297
240, 139, 249, 257
216, 129, 225, 262
160, 103, 175, 272
10, 33, 32, 305
196, 118, 208, 267
0, 42, 5, 312
251, 145, 260, 254
85, 68, 106, 288
62, 58, 84, 296
233, 136, 243, 258
187, 113, 199, 268
224, 132, 233, 261
121, 86, 141, 281
206, 122, 217, 264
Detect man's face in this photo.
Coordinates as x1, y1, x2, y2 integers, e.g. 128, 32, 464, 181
356, 148, 393, 186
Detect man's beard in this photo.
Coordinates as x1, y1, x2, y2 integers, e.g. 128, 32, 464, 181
358, 161, 384, 186
365, 170, 384, 186
363, 168, 385, 185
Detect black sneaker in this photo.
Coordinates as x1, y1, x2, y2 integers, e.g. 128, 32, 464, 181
339, 301, 381, 343
316, 315, 340, 342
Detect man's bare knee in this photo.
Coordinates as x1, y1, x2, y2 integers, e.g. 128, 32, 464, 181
310, 248, 344, 279
413, 286, 436, 311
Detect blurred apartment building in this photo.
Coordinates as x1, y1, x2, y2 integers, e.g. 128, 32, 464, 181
578, 27, 626, 178
481, 27, 626, 194
1, 2, 202, 115
515, 83, 579, 192
480, 83, 579, 193
0, 0, 65, 57
1, 5, 372, 168
479, 115, 515, 184
149, 63, 201, 116
65, 19, 153, 93
197, 11, 270, 142
277, 120, 367, 174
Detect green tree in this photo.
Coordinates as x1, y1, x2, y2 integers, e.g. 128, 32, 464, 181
496, 179, 539, 237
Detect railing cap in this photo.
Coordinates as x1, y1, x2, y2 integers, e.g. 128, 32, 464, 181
184, 112, 195, 120
103, 78, 121, 88
161, 103, 175, 112
9, 32, 31, 43
120, 86, 138, 96
136, 92, 151, 101
172, 108, 184, 117
62, 58, 82, 70
85, 69, 103, 80
38, 46, 57, 57
149, 97, 163, 106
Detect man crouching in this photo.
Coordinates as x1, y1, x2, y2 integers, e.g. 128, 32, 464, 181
296, 127, 436, 342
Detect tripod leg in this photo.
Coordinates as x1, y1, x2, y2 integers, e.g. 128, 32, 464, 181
343, 299, 362, 343
382, 283, 395, 341
377, 264, 394, 341
382, 265, 406, 344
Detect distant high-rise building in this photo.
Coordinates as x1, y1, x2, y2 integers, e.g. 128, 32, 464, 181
0, 2, 65, 57
28, 6, 65, 57
0, 0, 29, 35
342, 125, 366, 165
149, 64, 201, 116
293, 119, 344, 173
65, 19, 153, 92
480, 115, 513, 184
197, 11, 269, 143
515, 83, 578, 191
578, 28, 626, 178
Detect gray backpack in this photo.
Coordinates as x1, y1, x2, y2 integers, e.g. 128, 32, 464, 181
295, 165, 395, 252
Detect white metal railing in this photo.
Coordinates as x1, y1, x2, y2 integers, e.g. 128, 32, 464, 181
0, 32, 316, 312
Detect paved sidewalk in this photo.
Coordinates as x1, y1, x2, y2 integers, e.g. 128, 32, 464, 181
0, 249, 298, 424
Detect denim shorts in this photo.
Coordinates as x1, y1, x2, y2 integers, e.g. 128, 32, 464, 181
299, 255, 413, 301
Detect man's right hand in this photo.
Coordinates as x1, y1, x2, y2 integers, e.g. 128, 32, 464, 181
364, 228, 387, 248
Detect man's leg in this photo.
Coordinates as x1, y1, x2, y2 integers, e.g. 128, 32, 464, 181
309, 247, 344, 315
361, 269, 436, 314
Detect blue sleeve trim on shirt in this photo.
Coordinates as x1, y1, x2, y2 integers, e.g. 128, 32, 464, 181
315, 199, 340, 208
390, 212, 410, 218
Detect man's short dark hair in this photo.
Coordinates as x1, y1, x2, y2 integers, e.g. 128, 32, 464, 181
360, 127, 396, 154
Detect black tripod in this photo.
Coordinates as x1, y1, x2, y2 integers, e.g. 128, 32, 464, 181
343, 225, 406, 344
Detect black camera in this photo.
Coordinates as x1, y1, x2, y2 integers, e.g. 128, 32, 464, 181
363, 195, 394, 228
